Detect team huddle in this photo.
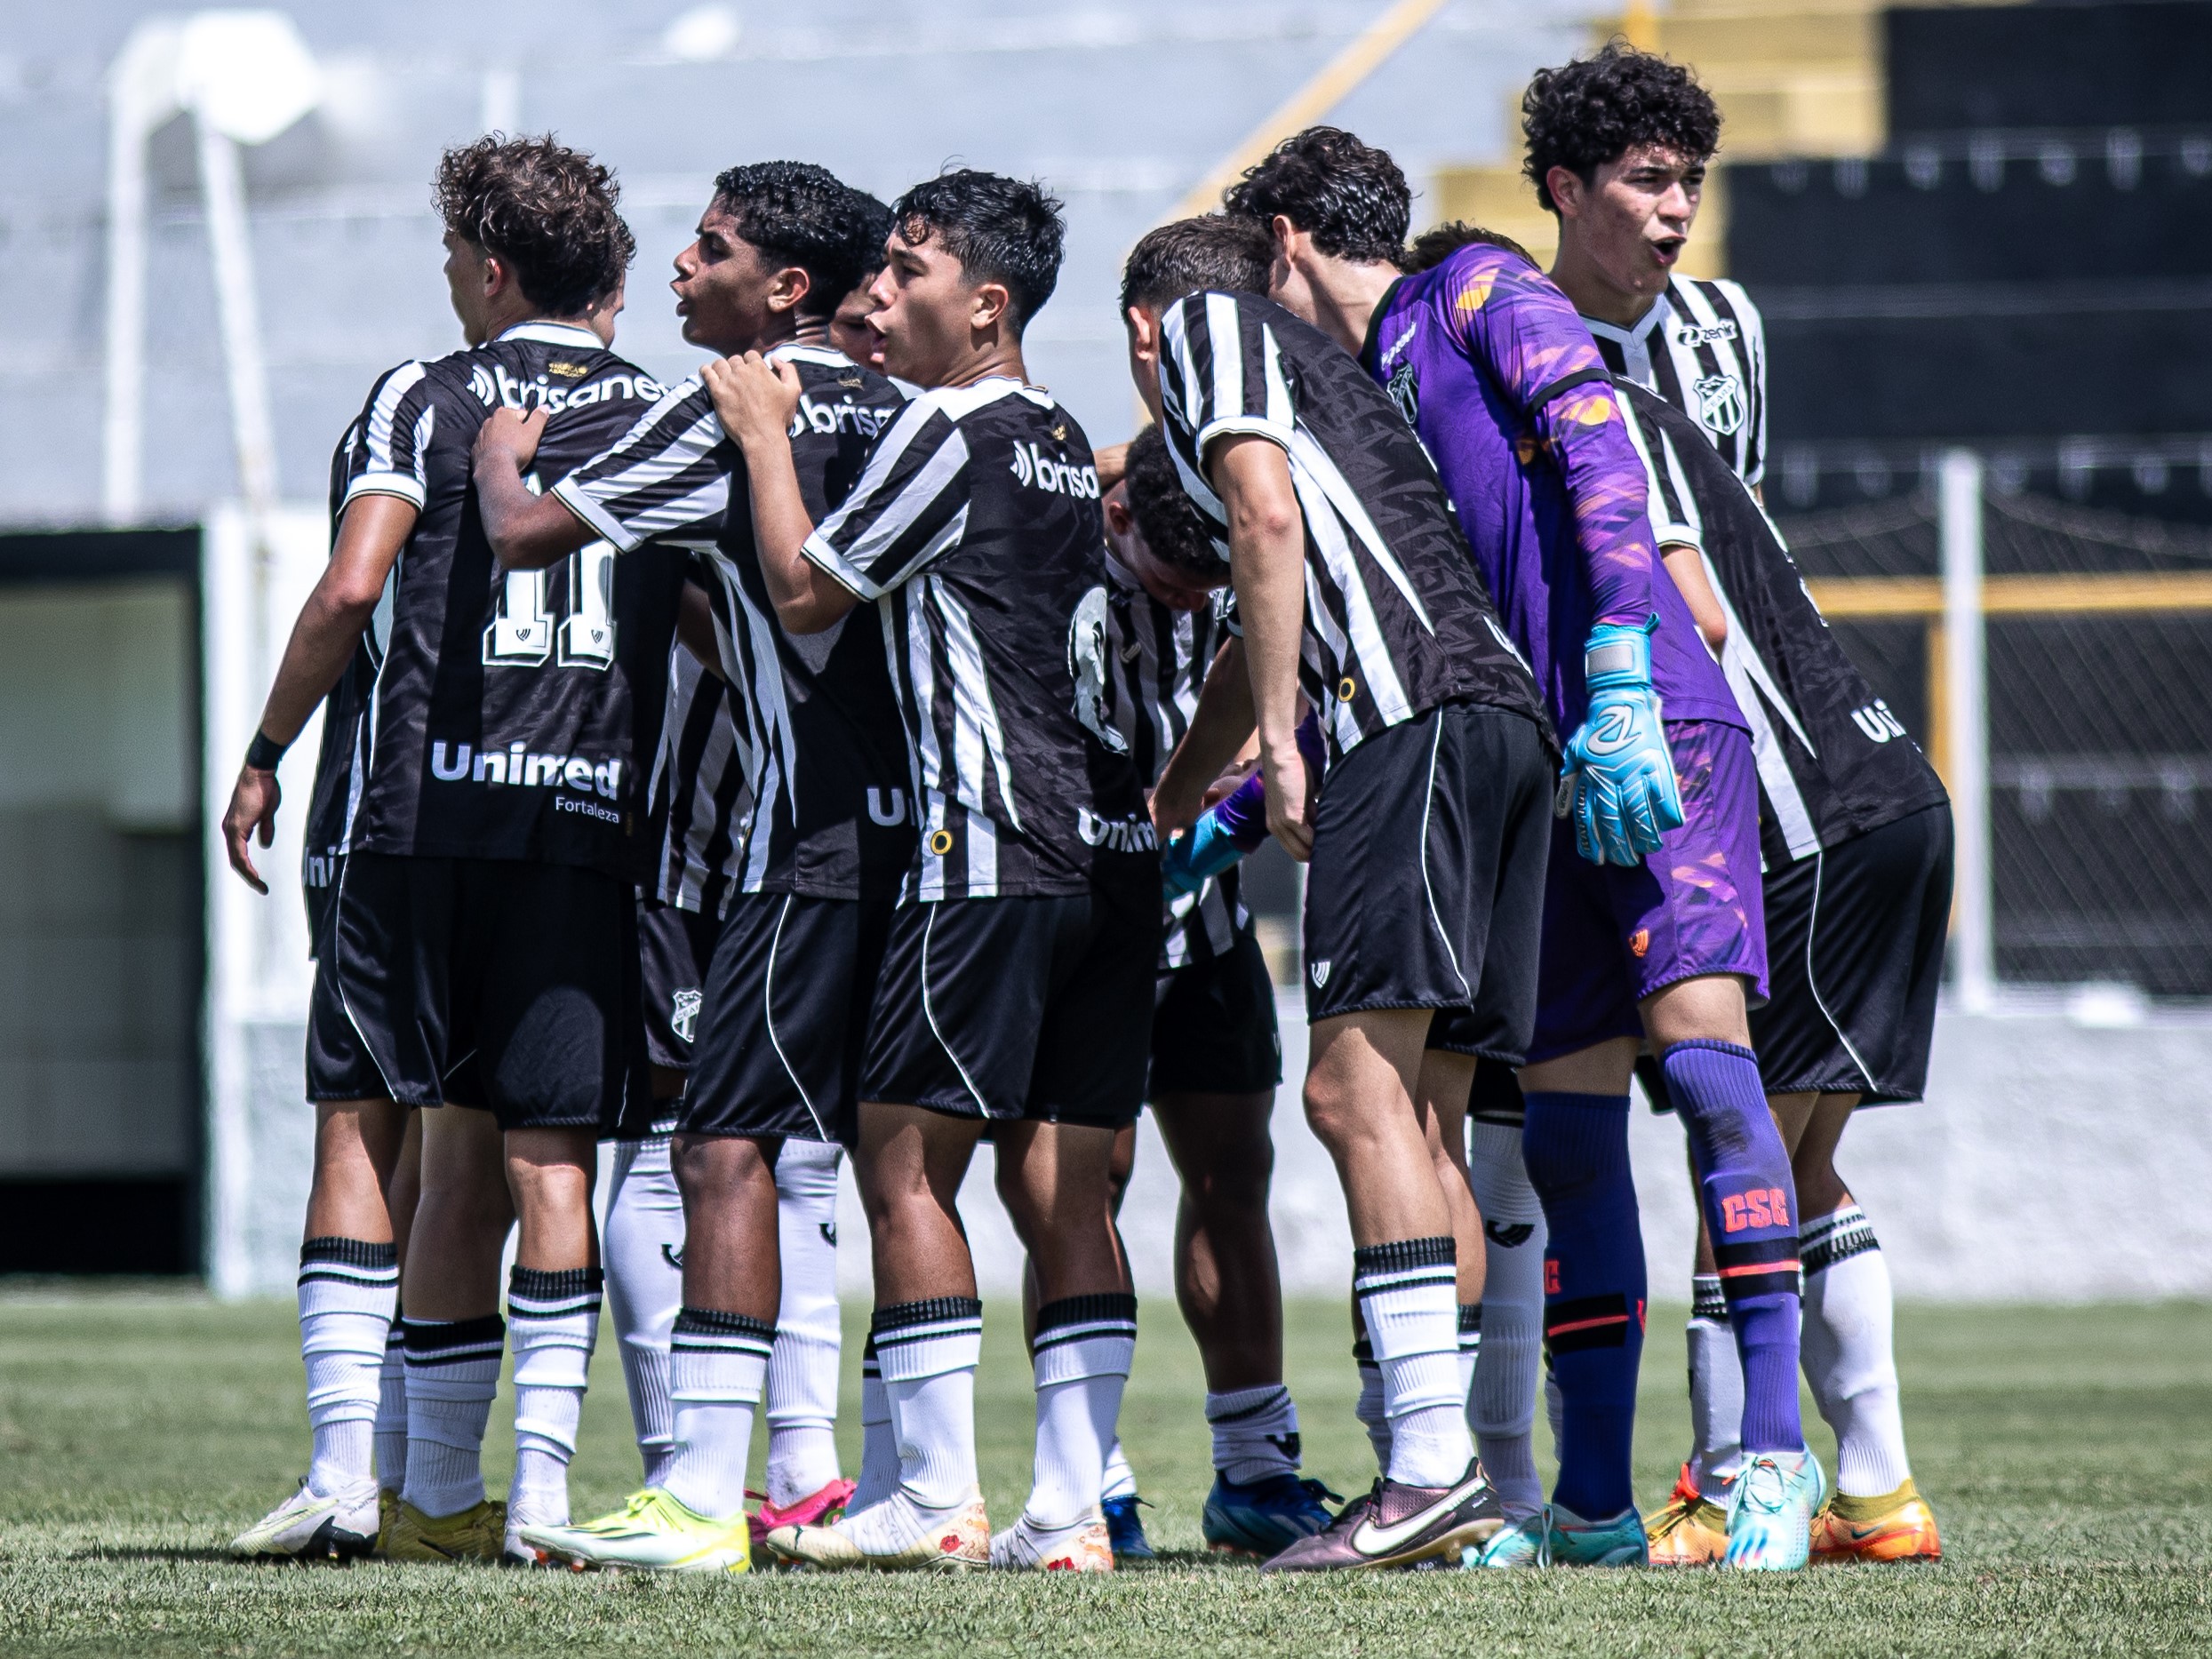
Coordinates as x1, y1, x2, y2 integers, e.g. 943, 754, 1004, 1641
221, 46, 1952, 1577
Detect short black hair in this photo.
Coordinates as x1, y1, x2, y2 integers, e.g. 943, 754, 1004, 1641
890, 169, 1065, 331
435, 135, 635, 316
1402, 220, 1535, 275
710, 163, 881, 319
1521, 42, 1721, 213
847, 189, 896, 285
1124, 427, 1227, 581
1221, 126, 1409, 265
1119, 214, 1274, 315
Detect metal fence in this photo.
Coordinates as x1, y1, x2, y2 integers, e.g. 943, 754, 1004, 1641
1780, 462, 2212, 998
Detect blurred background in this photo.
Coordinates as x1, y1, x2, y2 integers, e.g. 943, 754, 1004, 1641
0, 0, 2208, 1303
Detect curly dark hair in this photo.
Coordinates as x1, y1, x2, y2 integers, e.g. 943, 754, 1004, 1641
1123, 426, 1227, 581
1119, 214, 1274, 315
1402, 220, 1536, 275
709, 163, 885, 320
891, 170, 1066, 332
1222, 126, 1409, 265
846, 189, 896, 286
1521, 42, 1721, 213
434, 135, 635, 316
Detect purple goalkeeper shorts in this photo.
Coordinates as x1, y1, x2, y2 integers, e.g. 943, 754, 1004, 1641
1528, 718, 1768, 1065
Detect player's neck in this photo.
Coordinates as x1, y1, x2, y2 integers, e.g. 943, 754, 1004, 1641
1547, 235, 1662, 330
1301, 258, 1401, 357
925, 336, 1027, 392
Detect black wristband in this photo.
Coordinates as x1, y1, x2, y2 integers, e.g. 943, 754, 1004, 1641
244, 730, 290, 772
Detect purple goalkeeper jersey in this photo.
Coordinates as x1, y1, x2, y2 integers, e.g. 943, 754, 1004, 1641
1361, 240, 1744, 736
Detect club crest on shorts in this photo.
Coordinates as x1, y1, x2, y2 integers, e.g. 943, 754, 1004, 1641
1310, 958, 1332, 988
1694, 373, 1745, 436
670, 987, 702, 1044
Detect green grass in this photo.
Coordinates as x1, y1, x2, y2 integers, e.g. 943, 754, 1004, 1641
1, 1291, 2208, 1655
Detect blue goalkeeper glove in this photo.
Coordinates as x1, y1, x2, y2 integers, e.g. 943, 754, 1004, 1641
1562, 620, 1684, 867
1160, 811, 1246, 899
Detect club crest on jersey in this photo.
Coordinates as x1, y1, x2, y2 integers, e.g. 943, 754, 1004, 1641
1010, 441, 1100, 498
1694, 373, 1746, 436
1076, 808, 1157, 853
669, 988, 702, 1045
1067, 586, 1129, 754
1385, 362, 1420, 429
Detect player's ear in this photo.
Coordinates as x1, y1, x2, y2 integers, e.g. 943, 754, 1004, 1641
1124, 305, 1158, 361
970, 279, 1013, 334
767, 264, 812, 315
1546, 164, 1586, 217
1104, 491, 1133, 537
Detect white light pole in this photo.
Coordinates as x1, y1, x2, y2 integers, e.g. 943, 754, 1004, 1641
102, 11, 320, 528
1940, 447, 1996, 1012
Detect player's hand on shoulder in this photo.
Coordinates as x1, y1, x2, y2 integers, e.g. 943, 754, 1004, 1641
474, 406, 547, 475
704, 352, 803, 451
221, 763, 281, 895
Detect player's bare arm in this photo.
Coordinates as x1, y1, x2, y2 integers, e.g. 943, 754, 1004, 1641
701, 352, 858, 635
220, 492, 417, 893
472, 407, 595, 571
1210, 434, 1313, 860
1660, 541, 1729, 651
1152, 637, 1257, 837
675, 576, 729, 680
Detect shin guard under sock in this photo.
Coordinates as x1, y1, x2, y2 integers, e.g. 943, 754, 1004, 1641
1466, 1114, 1546, 1518
1687, 1273, 1746, 1495
1354, 1237, 1473, 1488
298, 1238, 397, 1496
603, 1132, 683, 1487
765, 1139, 844, 1506
1207, 1384, 1301, 1485
1801, 1205, 1911, 1495
1661, 1041, 1803, 1455
507, 1265, 603, 1528
1521, 1092, 1644, 1521
1027, 1295, 1137, 1529
401, 1314, 504, 1519
662, 1308, 774, 1521
873, 1298, 983, 1508
854, 1336, 899, 1511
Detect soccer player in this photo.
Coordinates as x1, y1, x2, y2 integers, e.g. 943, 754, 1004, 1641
707, 170, 1159, 1574
827, 191, 894, 371
1223, 125, 1821, 1568
1610, 379, 1952, 1564
470, 164, 906, 1573
1132, 204, 1557, 1569
1525, 44, 1766, 491
223, 136, 678, 1563
1105, 367, 1338, 1554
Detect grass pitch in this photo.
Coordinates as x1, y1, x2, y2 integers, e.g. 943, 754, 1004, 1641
0, 1292, 2206, 1656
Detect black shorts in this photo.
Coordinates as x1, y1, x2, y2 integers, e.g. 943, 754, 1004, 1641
638, 896, 721, 1073
860, 889, 1160, 1127
1753, 804, 1952, 1104
1149, 929, 1282, 1099
306, 853, 637, 1131
684, 893, 894, 1145
1304, 700, 1552, 1064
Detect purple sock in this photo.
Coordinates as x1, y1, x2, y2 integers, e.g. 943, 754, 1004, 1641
1521, 1091, 1644, 1520
1661, 1039, 1804, 1455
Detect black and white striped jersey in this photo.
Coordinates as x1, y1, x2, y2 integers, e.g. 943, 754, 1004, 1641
1585, 276, 1768, 489
1100, 546, 1248, 968
1154, 291, 1553, 766
1613, 379, 1946, 865
803, 378, 1156, 901
554, 343, 914, 902
646, 638, 748, 913
303, 323, 685, 882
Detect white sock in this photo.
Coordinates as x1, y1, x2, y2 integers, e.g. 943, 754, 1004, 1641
375, 1319, 408, 1494
603, 1131, 683, 1488
661, 1308, 774, 1520
765, 1139, 844, 1506
874, 1297, 983, 1510
1801, 1206, 1912, 1496
506, 1266, 603, 1529
1026, 1296, 1136, 1529
1457, 1304, 1482, 1407
401, 1315, 504, 1519
1101, 1438, 1138, 1502
1688, 1273, 1745, 1495
854, 1337, 899, 1512
1354, 1237, 1473, 1488
297, 1237, 397, 1496
1466, 1119, 1546, 1518
1205, 1384, 1300, 1485
1353, 1339, 1392, 1472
